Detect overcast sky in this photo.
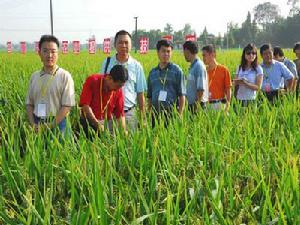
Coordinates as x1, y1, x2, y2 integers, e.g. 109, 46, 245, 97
0, 0, 291, 44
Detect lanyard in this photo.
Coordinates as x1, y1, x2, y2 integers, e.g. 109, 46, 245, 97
38, 67, 59, 99
263, 64, 273, 81
99, 78, 113, 118
159, 68, 168, 89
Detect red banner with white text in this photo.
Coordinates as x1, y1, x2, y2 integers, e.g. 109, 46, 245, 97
88, 39, 96, 54
139, 37, 149, 54
7, 41, 12, 53
103, 38, 111, 54
20, 42, 26, 54
73, 41, 80, 54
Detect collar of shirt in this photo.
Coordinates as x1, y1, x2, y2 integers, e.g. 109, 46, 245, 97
157, 62, 172, 71
190, 58, 199, 70
114, 54, 133, 65
262, 60, 275, 68
39, 65, 59, 77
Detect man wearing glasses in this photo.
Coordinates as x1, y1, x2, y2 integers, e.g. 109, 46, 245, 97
26, 35, 75, 135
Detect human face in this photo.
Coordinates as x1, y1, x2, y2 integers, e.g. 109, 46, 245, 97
245, 50, 257, 64
261, 49, 273, 65
202, 50, 214, 65
295, 49, 300, 59
107, 77, 124, 91
158, 46, 172, 64
39, 41, 58, 69
183, 49, 192, 62
115, 34, 132, 56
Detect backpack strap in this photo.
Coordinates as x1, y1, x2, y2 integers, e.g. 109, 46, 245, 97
104, 57, 111, 74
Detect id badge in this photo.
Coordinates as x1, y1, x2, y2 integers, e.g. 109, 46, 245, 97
158, 90, 167, 102
265, 83, 271, 92
37, 103, 47, 118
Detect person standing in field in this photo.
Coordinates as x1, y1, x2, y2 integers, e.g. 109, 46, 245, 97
273, 46, 298, 92
26, 35, 75, 135
100, 30, 147, 129
183, 41, 208, 113
293, 42, 300, 96
260, 44, 294, 104
147, 39, 186, 127
233, 43, 263, 107
201, 44, 232, 111
79, 65, 128, 138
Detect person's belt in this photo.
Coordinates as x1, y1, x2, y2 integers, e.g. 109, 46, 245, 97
124, 106, 135, 113
209, 98, 227, 104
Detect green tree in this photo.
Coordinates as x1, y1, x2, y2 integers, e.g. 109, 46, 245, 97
163, 23, 174, 35
253, 2, 281, 30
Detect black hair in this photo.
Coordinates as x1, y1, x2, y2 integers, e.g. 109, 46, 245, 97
239, 43, 258, 72
109, 65, 128, 83
201, 44, 216, 54
273, 46, 284, 57
183, 41, 198, 54
260, 43, 272, 55
293, 42, 300, 52
114, 30, 132, 45
156, 39, 173, 51
39, 35, 60, 50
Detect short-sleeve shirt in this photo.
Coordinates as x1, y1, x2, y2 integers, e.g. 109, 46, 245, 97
147, 63, 186, 111
294, 59, 300, 76
101, 55, 147, 110
236, 65, 263, 100
283, 58, 298, 79
261, 60, 294, 91
25, 67, 75, 117
207, 64, 232, 100
79, 74, 124, 120
186, 58, 209, 104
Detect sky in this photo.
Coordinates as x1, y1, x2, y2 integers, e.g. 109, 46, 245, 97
0, 0, 292, 44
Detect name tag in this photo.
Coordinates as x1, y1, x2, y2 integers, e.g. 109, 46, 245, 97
265, 83, 271, 92
37, 103, 47, 118
158, 90, 167, 102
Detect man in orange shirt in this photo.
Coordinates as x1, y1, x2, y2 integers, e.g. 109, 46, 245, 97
202, 45, 232, 111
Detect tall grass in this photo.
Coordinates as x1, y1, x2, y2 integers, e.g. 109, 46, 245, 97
0, 50, 299, 224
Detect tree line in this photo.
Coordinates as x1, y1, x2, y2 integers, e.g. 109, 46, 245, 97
132, 1, 300, 49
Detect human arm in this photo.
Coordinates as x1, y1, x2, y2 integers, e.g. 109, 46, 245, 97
178, 95, 185, 115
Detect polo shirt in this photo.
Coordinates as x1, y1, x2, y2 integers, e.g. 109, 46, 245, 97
283, 58, 298, 79
207, 64, 232, 101
186, 58, 208, 104
101, 55, 147, 110
261, 60, 294, 91
79, 74, 124, 120
147, 62, 186, 111
25, 67, 75, 117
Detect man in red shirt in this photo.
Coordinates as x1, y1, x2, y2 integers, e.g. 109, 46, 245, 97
79, 65, 128, 137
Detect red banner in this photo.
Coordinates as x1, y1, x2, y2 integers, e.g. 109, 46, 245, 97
35, 41, 39, 53
139, 37, 149, 54
103, 38, 111, 54
185, 34, 197, 42
88, 39, 96, 54
73, 41, 80, 54
7, 41, 12, 53
20, 42, 26, 54
62, 41, 68, 54
162, 35, 173, 42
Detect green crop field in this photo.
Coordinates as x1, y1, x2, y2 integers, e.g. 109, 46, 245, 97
0, 50, 299, 224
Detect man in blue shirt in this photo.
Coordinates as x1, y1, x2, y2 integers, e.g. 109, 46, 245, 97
147, 39, 186, 126
183, 41, 208, 113
100, 30, 147, 130
273, 46, 298, 92
260, 44, 294, 103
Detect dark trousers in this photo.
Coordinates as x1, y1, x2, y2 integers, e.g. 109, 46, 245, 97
238, 99, 255, 107
188, 102, 206, 114
263, 90, 280, 104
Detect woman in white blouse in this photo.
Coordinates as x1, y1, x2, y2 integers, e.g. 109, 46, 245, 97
234, 43, 263, 107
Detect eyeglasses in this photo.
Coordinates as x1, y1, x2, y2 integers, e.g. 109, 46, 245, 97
246, 51, 256, 55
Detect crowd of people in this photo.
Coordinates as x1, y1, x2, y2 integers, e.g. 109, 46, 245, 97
25, 31, 300, 137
